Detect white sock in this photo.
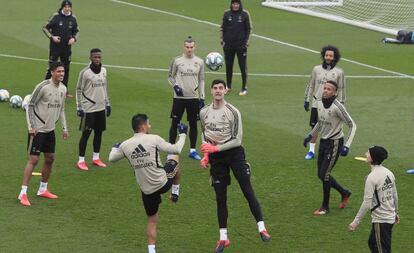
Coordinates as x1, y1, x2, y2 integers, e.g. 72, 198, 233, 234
219, 228, 228, 240
38, 181, 48, 193
257, 221, 266, 232
78, 156, 85, 162
93, 152, 100, 160
148, 244, 156, 253
190, 148, 196, 153
309, 143, 316, 153
19, 185, 28, 198
172, 184, 180, 195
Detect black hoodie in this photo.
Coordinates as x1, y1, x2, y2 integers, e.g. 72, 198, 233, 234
42, 6, 79, 46
220, 0, 252, 48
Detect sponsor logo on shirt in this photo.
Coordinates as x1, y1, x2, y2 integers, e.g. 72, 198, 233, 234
48, 103, 61, 108
131, 144, 150, 159
382, 175, 394, 191
206, 123, 225, 132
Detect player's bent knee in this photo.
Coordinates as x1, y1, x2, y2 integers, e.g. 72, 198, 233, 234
164, 159, 179, 179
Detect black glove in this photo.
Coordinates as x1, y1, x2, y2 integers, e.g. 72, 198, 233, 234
173, 85, 183, 96
304, 101, 309, 112
199, 99, 205, 109
340, 146, 349, 156
303, 134, 312, 148
177, 123, 188, 134
77, 109, 84, 117
106, 105, 111, 117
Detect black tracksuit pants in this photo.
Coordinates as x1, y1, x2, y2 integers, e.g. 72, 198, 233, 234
223, 46, 247, 90
45, 44, 72, 87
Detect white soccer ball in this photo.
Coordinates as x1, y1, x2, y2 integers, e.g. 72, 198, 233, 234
9, 95, 23, 108
205, 52, 224, 71
0, 89, 10, 102
22, 94, 31, 111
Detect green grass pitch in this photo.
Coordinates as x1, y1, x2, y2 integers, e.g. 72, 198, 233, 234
0, 0, 413, 252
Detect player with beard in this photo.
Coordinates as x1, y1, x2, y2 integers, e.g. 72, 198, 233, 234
304, 45, 345, 160
304, 80, 356, 216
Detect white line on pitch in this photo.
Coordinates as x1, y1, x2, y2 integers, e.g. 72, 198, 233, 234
0, 53, 409, 79
110, 0, 413, 78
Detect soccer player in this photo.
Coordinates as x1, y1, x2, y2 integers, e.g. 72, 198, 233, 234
304, 80, 356, 215
76, 48, 111, 171
199, 79, 270, 253
348, 146, 399, 253
18, 62, 69, 206
109, 113, 187, 253
43, 0, 79, 97
168, 36, 205, 160
303, 45, 345, 160
220, 0, 252, 96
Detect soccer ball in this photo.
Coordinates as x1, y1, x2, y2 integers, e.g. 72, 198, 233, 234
9, 95, 23, 108
0, 89, 10, 102
22, 94, 31, 111
205, 52, 224, 71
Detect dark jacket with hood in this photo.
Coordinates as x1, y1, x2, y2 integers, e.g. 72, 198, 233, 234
220, 0, 253, 49
42, 4, 79, 47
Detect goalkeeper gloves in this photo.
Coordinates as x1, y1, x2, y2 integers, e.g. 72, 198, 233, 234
200, 153, 209, 169
201, 143, 219, 153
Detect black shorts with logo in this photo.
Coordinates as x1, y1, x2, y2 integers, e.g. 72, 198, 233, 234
209, 146, 251, 186
79, 110, 106, 132
170, 98, 200, 122
309, 107, 318, 127
141, 159, 178, 216
27, 131, 56, 156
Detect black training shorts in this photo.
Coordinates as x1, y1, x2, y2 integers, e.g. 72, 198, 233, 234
27, 131, 56, 156
141, 159, 178, 216
170, 98, 200, 122
79, 110, 106, 132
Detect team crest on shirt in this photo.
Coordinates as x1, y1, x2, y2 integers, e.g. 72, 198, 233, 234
228, 16, 232, 22
59, 21, 63, 26
237, 15, 242, 22
68, 21, 73, 29
331, 73, 336, 79
60, 92, 64, 98
221, 114, 226, 120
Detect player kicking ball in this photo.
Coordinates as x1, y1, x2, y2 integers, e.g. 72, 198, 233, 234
109, 113, 186, 253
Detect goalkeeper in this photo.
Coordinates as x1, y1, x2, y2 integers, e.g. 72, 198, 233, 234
109, 113, 187, 253
199, 79, 270, 253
